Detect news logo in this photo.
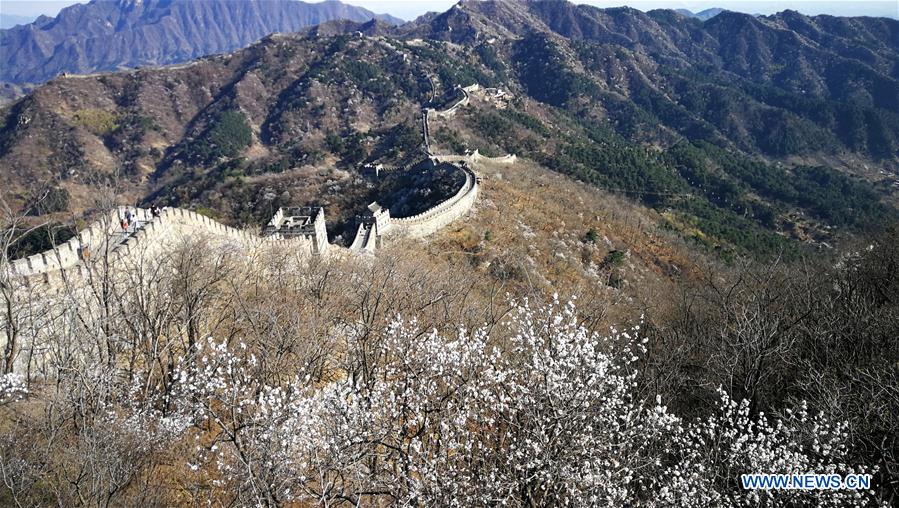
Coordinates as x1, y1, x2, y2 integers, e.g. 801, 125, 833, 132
741, 473, 872, 491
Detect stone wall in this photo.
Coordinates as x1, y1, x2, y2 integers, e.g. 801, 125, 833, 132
350, 161, 481, 247
8, 170, 480, 285
428, 85, 471, 120
366, 160, 421, 175
5, 207, 323, 289
7, 206, 150, 278
468, 149, 517, 164
390, 164, 479, 239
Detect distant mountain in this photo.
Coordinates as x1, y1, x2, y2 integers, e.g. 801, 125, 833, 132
0, 13, 35, 29
675, 8, 726, 21
0, 0, 403, 86
695, 8, 726, 20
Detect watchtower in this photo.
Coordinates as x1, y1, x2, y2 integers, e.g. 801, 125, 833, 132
263, 207, 329, 254
367, 202, 392, 235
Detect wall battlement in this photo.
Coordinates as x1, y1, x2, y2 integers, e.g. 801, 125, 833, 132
5, 206, 322, 288
351, 162, 480, 247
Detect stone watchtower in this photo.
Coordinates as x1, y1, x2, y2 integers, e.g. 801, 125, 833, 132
367, 202, 392, 236
263, 207, 329, 254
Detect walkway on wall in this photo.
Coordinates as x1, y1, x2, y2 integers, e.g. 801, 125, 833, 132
113, 215, 155, 252
5, 206, 281, 286
349, 223, 376, 253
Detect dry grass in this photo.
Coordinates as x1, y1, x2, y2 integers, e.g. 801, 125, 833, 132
418, 158, 711, 322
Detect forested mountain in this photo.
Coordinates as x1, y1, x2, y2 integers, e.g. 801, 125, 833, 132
0, 0, 402, 87
1, 0, 897, 256
407, 1, 899, 156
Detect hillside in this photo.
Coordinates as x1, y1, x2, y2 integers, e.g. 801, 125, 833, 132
2, 1, 897, 260
0, 0, 402, 90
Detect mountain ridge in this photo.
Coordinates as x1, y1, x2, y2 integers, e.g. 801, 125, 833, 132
0, 13, 35, 30
675, 7, 726, 21
0, 0, 403, 87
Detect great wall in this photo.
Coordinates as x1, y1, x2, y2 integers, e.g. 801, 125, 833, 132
3, 82, 515, 290
5, 206, 295, 288
1, 76, 514, 380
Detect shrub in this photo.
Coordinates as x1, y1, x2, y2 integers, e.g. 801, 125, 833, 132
184, 110, 253, 165
159, 299, 871, 506
604, 249, 626, 267
72, 108, 119, 136
26, 186, 69, 216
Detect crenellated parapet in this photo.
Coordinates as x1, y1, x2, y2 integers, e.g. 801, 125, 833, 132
4, 206, 326, 289
390, 164, 479, 238
351, 162, 480, 247
363, 160, 421, 177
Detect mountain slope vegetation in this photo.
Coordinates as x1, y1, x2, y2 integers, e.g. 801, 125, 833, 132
0, 0, 897, 257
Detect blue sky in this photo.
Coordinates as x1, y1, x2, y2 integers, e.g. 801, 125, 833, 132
1, 0, 897, 21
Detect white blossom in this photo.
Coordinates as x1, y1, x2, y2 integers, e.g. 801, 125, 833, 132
0, 372, 27, 404
142, 299, 874, 506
